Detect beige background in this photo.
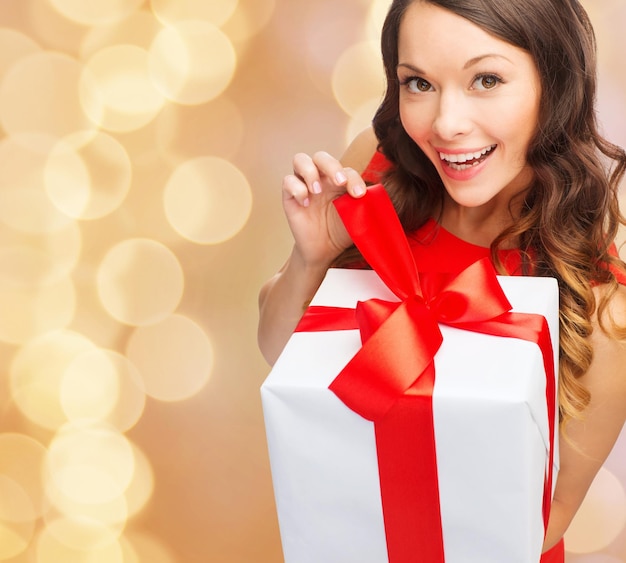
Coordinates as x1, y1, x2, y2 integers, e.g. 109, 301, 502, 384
0, 1, 624, 562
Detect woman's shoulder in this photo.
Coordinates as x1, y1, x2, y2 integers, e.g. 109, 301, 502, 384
340, 127, 380, 176
593, 280, 626, 327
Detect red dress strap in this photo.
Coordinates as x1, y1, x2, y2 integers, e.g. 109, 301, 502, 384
607, 243, 626, 285
362, 150, 392, 184
540, 538, 564, 562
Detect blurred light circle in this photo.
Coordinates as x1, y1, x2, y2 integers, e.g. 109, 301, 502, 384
0, 275, 75, 345
155, 97, 245, 163
10, 330, 97, 430
125, 532, 177, 563
97, 238, 184, 326
25, 0, 94, 55
69, 272, 127, 351
0, 447, 39, 559
64, 351, 146, 433
80, 11, 163, 59
0, 481, 34, 559
331, 40, 385, 117
148, 20, 236, 105
0, 52, 96, 138
119, 535, 140, 563
43, 464, 129, 538
124, 444, 154, 519
150, 0, 238, 26
0, 526, 30, 560
49, 0, 143, 26
44, 482, 128, 532
303, 9, 360, 98
36, 525, 124, 563
0, 434, 47, 520
0, 475, 35, 524
44, 131, 132, 220
0, 133, 77, 235
44, 140, 89, 219
0, 28, 41, 80
60, 349, 121, 424
366, 0, 390, 41
105, 357, 146, 433
564, 466, 626, 553
126, 314, 213, 401
222, 0, 276, 43
163, 156, 252, 244
345, 98, 382, 146
43, 516, 123, 552
46, 422, 135, 506
80, 45, 166, 133
0, 220, 81, 286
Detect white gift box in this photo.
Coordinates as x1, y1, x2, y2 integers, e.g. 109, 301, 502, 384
261, 268, 559, 563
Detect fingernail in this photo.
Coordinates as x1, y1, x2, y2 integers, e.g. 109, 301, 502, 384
303, 197, 310, 207
312, 181, 322, 194
335, 171, 347, 184
353, 185, 365, 196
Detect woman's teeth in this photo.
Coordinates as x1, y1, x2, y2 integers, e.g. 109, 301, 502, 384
439, 145, 496, 170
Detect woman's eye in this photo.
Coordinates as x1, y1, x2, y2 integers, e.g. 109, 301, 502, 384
473, 74, 501, 91
404, 77, 432, 93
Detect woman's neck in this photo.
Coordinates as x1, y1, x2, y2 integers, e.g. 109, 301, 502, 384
438, 195, 521, 249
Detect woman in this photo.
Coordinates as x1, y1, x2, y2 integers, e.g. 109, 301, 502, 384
258, 0, 626, 559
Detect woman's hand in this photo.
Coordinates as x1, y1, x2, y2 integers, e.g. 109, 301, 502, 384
282, 150, 367, 269
258, 129, 377, 365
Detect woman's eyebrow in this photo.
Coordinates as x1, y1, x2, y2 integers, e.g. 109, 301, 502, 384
463, 53, 513, 69
397, 53, 513, 74
396, 62, 424, 74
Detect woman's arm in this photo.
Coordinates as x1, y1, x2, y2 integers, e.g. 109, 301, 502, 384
257, 128, 378, 365
543, 284, 626, 551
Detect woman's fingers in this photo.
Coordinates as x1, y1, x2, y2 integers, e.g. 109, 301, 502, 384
292, 152, 323, 195
311, 151, 348, 186
342, 166, 367, 198
285, 151, 368, 209
282, 174, 311, 207
309, 151, 367, 198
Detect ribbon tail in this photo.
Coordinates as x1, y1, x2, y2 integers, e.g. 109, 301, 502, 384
458, 312, 557, 532
295, 306, 359, 332
333, 185, 422, 300
376, 363, 445, 563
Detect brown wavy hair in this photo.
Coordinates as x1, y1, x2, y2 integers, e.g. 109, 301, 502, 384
345, 0, 626, 424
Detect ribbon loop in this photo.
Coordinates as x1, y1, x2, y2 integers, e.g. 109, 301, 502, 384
330, 298, 442, 422
420, 258, 513, 325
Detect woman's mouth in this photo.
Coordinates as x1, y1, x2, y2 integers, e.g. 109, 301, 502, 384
439, 145, 497, 171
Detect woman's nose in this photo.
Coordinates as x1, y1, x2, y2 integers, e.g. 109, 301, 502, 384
431, 91, 473, 140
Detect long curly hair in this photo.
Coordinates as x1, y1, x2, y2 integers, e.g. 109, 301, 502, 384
353, 0, 626, 424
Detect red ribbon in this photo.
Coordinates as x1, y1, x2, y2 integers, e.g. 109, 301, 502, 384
295, 185, 556, 562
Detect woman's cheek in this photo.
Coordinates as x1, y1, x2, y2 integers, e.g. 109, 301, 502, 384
400, 105, 429, 144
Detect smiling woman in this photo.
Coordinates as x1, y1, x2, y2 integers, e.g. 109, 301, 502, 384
258, 0, 626, 561
395, 2, 542, 229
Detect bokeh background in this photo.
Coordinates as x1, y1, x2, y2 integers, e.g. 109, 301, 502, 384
0, 0, 624, 562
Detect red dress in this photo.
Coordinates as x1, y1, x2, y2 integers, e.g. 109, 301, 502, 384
360, 151, 625, 562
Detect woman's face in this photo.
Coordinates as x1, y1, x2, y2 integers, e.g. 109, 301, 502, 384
397, 1, 542, 213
